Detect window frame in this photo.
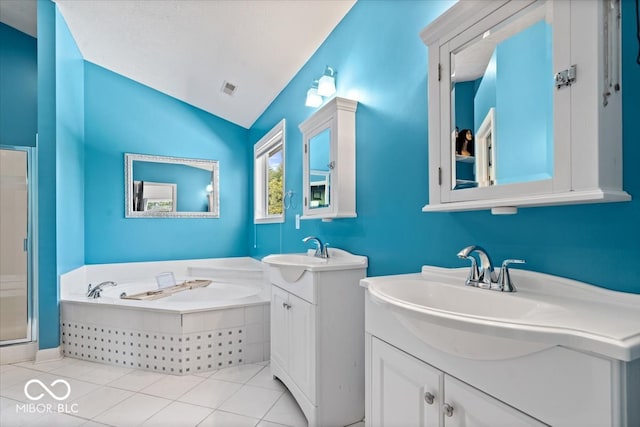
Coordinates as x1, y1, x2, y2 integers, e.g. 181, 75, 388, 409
254, 119, 286, 224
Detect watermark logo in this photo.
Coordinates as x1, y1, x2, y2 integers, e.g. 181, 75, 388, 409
24, 379, 71, 401
16, 379, 78, 415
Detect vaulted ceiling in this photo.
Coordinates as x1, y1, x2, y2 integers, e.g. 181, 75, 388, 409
0, 0, 356, 129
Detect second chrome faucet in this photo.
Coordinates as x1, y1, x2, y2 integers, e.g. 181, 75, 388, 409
457, 245, 524, 292
303, 236, 330, 258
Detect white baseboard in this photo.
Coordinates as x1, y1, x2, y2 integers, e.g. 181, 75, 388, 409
35, 346, 62, 363
0, 342, 37, 364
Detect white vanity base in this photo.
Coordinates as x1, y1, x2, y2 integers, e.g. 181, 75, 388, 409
364, 294, 640, 427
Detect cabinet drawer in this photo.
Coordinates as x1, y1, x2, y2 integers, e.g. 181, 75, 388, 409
268, 266, 316, 304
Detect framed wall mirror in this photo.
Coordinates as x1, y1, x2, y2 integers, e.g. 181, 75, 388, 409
125, 153, 219, 218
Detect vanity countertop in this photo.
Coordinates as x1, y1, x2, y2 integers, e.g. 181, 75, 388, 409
362, 266, 640, 361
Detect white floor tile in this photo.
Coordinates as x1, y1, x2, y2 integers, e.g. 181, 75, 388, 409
218, 384, 282, 420
140, 374, 204, 400
27, 412, 87, 427
14, 358, 76, 372
198, 409, 259, 427
1, 396, 44, 427
93, 393, 171, 426
194, 369, 218, 379
71, 386, 134, 420
256, 421, 293, 427
210, 364, 264, 384
178, 378, 242, 409
0, 365, 49, 389
78, 364, 133, 385
106, 369, 165, 392
0, 371, 59, 402
245, 366, 285, 392
262, 392, 308, 427
50, 360, 104, 380
142, 401, 213, 426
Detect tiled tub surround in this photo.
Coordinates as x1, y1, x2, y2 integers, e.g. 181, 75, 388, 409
60, 258, 270, 375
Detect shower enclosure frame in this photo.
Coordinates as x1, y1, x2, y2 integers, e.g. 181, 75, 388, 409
0, 145, 37, 346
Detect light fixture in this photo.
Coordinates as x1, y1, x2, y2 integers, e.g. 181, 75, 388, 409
317, 66, 337, 97
206, 183, 213, 193
305, 80, 323, 107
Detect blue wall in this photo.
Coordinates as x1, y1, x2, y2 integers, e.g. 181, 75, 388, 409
55, 8, 85, 277
0, 23, 37, 147
83, 63, 250, 263
37, 0, 59, 350
249, 0, 640, 294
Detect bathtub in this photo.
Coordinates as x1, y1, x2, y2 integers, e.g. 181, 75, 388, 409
60, 257, 270, 375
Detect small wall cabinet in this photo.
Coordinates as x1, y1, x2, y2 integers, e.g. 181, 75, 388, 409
266, 261, 367, 426
421, 0, 631, 212
299, 97, 358, 220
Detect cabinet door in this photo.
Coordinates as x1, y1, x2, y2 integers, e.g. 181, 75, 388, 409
288, 292, 316, 403
443, 375, 548, 427
371, 338, 441, 427
270, 285, 289, 369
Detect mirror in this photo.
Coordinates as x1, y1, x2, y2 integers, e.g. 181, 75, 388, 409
450, 1, 553, 190
125, 153, 219, 218
308, 128, 331, 209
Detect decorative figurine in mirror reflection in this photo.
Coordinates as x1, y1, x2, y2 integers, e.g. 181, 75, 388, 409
456, 129, 474, 157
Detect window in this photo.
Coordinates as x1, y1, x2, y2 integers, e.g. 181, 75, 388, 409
254, 119, 285, 223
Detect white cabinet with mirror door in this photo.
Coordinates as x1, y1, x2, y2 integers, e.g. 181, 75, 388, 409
299, 97, 358, 220
421, 0, 631, 213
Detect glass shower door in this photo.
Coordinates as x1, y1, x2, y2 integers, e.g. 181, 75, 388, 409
0, 147, 32, 344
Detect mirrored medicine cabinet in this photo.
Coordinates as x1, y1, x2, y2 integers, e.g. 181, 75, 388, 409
125, 153, 219, 218
421, 0, 631, 213
299, 97, 358, 221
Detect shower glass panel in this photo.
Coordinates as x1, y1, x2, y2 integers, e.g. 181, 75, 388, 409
0, 147, 33, 344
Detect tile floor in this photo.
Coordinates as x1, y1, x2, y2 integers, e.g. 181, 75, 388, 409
0, 357, 365, 427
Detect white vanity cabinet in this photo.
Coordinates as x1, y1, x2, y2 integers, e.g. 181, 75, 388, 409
270, 285, 315, 402
264, 252, 367, 427
371, 338, 547, 427
421, 0, 631, 212
299, 97, 358, 220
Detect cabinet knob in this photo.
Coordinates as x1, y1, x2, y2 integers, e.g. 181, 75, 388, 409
443, 403, 454, 417
282, 302, 291, 310
423, 392, 435, 405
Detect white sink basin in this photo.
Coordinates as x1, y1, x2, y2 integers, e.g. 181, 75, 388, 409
263, 248, 367, 272
362, 266, 640, 361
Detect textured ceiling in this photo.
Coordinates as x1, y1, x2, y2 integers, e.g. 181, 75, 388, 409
0, 0, 355, 129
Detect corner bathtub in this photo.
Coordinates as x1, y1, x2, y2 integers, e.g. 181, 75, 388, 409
60, 257, 270, 375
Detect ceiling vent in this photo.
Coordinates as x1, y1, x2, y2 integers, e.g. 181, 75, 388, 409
221, 81, 237, 96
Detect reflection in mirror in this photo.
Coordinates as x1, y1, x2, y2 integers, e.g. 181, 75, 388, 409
308, 128, 331, 209
450, 1, 553, 190
125, 153, 219, 218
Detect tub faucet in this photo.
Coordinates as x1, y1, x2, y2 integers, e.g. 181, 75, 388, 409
87, 281, 117, 299
302, 236, 329, 258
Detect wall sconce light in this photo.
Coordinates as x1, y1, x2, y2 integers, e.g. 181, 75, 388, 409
305, 66, 338, 107
206, 183, 213, 193
305, 80, 323, 107
317, 66, 337, 97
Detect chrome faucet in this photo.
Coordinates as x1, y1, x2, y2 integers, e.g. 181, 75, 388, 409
457, 245, 524, 292
87, 281, 117, 298
302, 236, 329, 258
